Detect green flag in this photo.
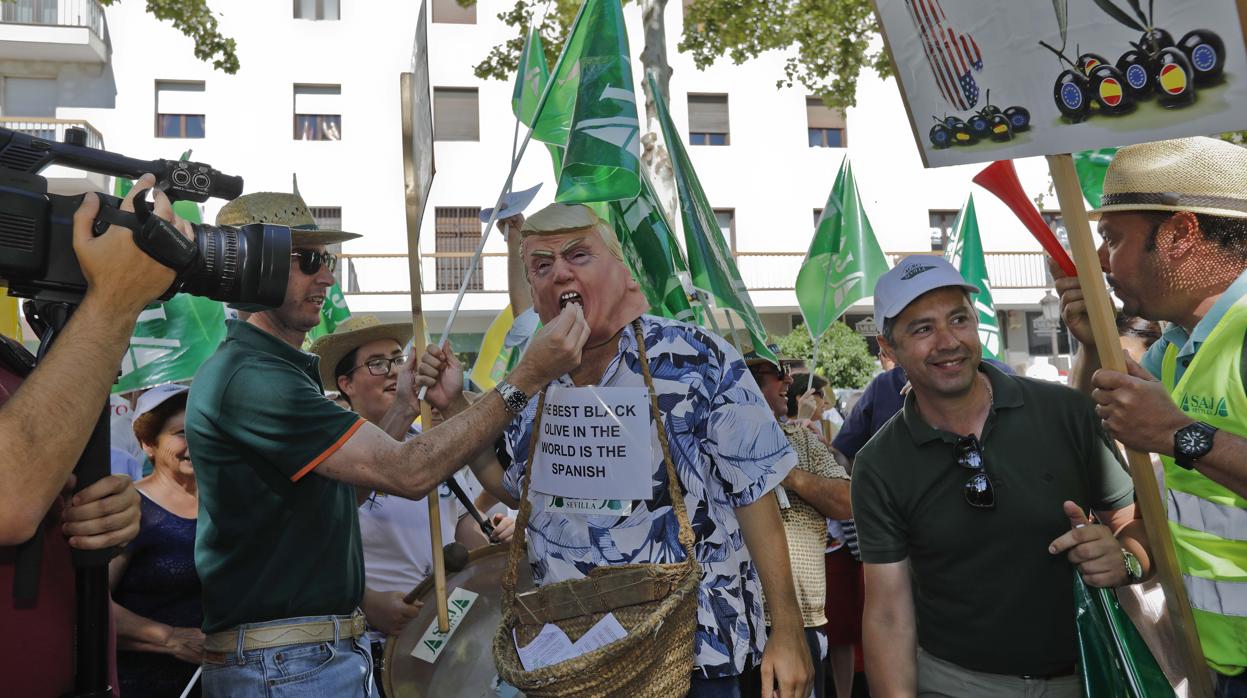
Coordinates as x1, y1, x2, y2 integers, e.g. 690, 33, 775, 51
512, 26, 564, 178
1072, 148, 1117, 208
530, 0, 640, 204
609, 169, 701, 324
648, 74, 774, 362
945, 195, 1002, 360
112, 176, 228, 393
305, 281, 351, 344
795, 158, 890, 342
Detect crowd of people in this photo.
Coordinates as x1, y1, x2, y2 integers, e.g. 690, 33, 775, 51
1, 136, 1246, 698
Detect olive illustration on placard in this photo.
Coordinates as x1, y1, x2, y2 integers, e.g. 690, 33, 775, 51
1003, 105, 1031, 132
1040, 0, 1225, 123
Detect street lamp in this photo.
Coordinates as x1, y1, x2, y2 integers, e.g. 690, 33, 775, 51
1040, 290, 1061, 368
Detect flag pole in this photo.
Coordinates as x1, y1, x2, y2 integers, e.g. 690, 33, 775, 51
417, 1, 590, 400
722, 308, 745, 357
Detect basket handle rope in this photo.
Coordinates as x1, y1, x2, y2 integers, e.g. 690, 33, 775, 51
501, 319, 699, 607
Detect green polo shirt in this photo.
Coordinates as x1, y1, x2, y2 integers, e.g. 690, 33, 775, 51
850, 363, 1135, 677
186, 320, 366, 633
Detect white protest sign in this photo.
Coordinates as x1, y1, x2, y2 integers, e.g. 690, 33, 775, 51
872, 0, 1247, 167
531, 386, 653, 501
411, 587, 477, 663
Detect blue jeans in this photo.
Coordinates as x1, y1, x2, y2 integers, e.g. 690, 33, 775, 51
201, 614, 375, 698
1218, 672, 1247, 698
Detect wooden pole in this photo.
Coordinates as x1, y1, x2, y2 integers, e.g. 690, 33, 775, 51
400, 71, 448, 633
1046, 153, 1212, 696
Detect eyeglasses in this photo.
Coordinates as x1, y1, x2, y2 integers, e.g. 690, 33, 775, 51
347, 354, 409, 377
954, 434, 995, 509
291, 249, 338, 275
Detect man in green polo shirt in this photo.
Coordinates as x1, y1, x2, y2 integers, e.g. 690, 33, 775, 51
186, 193, 586, 697
853, 255, 1152, 697
1056, 137, 1247, 693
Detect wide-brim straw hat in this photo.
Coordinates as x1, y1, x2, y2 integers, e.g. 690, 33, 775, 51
1090, 137, 1247, 220
309, 315, 413, 388
216, 192, 362, 245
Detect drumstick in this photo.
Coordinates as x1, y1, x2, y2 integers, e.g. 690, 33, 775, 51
179, 667, 201, 698
427, 483, 449, 632
444, 476, 495, 537
404, 543, 470, 605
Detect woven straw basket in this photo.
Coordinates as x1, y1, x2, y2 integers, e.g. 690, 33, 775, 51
493, 321, 702, 697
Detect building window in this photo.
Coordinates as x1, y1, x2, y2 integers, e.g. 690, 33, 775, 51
294, 84, 342, 141
294, 0, 339, 20
155, 81, 206, 139
435, 207, 483, 291
806, 97, 846, 148
688, 94, 729, 146
713, 208, 735, 252
1041, 212, 1070, 246
929, 209, 958, 251
1026, 311, 1071, 356
308, 206, 342, 232
432, 0, 475, 23
433, 87, 480, 142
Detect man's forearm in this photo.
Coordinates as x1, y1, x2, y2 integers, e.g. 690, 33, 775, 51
0, 294, 138, 543
1113, 517, 1155, 582
785, 469, 852, 519
863, 597, 917, 697
112, 601, 174, 653
1070, 346, 1100, 394
736, 492, 803, 632
1189, 431, 1247, 500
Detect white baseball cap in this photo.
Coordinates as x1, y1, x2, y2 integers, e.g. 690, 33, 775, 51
133, 383, 190, 421
873, 255, 979, 331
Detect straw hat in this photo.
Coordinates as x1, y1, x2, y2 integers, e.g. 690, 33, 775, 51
216, 192, 362, 245
1091, 137, 1247, 220
308, 315, 413, 388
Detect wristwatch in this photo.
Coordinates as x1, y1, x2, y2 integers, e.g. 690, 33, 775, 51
1173, 421, 1218, 470
495, 381, 530, 414
1122, 549, 1143, 584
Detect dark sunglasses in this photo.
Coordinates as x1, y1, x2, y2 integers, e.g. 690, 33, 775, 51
291, 249, 338, 275
954, 434, 995, 509
753, 363, 790, 380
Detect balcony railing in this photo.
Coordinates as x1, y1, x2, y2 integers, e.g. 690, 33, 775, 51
0, 117, 105, 150
340, 250, 1052, 296
0, 0, 105, 38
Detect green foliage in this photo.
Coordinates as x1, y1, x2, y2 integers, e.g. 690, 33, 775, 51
774, 322, 876, 389
467, 0, 887, 111
99, 0, 239, 74
680, 0, 891, 111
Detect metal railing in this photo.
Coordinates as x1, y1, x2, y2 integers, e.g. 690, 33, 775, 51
0, 117, 105, 150
0, 0, 105, 38
340, 250, 1053, 296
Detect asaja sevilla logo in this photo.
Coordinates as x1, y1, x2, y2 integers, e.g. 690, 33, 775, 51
1160, 63, 1188, 95
1180, 393, 1229, 418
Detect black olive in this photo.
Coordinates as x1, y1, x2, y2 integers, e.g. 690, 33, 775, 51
1154, 47, 1198, 108
1116, 48, 1154, 100
1178, 29, 1226, 85
1003, 106, 1031, 132
1053, 69, 1091, 122
1089, 64, 1134, 115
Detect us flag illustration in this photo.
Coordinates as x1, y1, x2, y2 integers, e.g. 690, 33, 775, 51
905, 0, 983, 111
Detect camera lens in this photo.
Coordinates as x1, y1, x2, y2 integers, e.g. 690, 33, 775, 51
177, 222, 290, 307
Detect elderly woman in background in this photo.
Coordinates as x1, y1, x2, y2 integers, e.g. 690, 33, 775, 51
108, 383, 204, 697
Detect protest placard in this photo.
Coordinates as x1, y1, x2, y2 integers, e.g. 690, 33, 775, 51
531, 386, 653, 501
873, 0, 1247, 167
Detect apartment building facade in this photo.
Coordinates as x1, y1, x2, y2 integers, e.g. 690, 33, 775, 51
0, 0, 1079, 372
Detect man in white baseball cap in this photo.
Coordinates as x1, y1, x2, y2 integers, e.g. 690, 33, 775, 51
1056, 136, 1247, 689
855, 255, 1151, 697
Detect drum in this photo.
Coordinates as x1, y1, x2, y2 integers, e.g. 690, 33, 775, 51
383, 544, 534, 697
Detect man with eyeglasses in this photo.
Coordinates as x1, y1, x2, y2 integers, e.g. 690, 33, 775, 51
852, 256, 1151, 698
310, 314, 514, 694
184, 193, 586, 696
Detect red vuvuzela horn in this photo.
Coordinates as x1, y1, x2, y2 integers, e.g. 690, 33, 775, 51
972, 160, 1077, 277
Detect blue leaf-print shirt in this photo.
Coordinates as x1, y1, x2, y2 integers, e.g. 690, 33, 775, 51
502, 315, 797, 679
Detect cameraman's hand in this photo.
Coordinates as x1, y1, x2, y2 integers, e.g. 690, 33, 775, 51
61, 473, 141, 551
74, 173, 194, 315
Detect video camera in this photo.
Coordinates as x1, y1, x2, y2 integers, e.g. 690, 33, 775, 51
0, 126, 289, 306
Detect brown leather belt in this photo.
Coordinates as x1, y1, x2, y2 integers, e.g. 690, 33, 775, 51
203, 611, 366, 654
